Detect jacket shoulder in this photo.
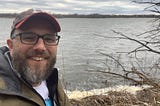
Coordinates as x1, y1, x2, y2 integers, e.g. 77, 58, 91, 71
0, 46, 21, 92
0, 46, 9, 54
0, 46, 11, 73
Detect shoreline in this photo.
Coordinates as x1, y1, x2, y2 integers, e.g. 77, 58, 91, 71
0, 13, 159, 18
66, 85, 149, 99
68, 85, 158, 106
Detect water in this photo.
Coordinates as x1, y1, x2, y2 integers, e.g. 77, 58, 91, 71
0, 17, 156, 91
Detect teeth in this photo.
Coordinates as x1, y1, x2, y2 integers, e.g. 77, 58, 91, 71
32, 57, 45, 61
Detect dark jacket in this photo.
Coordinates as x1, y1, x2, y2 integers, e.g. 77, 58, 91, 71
0, 46, 70, 106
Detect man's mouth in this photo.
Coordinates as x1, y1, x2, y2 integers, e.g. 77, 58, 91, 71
31, 57, 46, 61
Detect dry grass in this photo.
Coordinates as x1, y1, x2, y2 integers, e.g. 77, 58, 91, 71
70, 87, 160, 106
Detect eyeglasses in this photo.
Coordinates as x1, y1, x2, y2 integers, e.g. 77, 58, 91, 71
12, 32, 60, 46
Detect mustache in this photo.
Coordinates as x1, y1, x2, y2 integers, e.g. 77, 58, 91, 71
26, 50, 50, 57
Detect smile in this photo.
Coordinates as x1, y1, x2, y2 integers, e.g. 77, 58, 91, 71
32, 57, 46, 61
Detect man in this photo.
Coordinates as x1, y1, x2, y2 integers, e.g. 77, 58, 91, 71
0, 9, 70, 106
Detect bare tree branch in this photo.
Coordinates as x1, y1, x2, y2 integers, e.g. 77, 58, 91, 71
112, 30, 160, 54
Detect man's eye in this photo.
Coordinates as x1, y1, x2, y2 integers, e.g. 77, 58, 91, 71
45, 37, 56, 43
22, 35, 36, 42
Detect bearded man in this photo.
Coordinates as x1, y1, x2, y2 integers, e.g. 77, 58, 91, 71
0, 9, 70, 106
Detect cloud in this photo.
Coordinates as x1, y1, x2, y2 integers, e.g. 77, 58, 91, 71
0, 0, 150, 14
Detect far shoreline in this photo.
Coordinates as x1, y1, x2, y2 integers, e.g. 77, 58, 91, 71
0, 13, 160, 18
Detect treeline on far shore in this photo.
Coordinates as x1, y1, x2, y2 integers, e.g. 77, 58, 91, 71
0, 13, 160, 18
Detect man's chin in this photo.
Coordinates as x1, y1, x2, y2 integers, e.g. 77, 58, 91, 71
24, 67, 47, 85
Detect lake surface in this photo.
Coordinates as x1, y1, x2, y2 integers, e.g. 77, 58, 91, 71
0, 18, 156, 91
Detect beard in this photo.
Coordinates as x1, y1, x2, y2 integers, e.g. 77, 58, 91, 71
11, 49, 56, 86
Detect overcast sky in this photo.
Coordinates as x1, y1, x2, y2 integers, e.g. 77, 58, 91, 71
0, 0, 153, 14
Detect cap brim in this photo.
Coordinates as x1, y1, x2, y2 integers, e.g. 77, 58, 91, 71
15, 12, 61, 32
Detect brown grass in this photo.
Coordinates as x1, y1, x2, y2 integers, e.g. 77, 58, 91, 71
70, 87, 160, 106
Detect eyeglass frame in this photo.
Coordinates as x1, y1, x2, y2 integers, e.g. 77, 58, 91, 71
11, 32, 60, 46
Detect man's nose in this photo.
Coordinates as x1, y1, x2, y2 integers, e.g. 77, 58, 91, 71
32, 38, 46, 51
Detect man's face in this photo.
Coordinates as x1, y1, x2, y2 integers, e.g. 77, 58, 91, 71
7, 18, 58, 86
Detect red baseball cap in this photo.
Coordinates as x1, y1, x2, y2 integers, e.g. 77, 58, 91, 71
11, 9, 61, 38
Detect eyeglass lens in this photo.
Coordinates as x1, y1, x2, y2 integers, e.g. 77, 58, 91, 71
19, 32, 59, 45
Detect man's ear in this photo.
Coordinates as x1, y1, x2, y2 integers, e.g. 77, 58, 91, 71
7, 39, 14, 56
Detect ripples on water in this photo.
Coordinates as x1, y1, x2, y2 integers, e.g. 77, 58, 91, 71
0, 18, 158, 91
